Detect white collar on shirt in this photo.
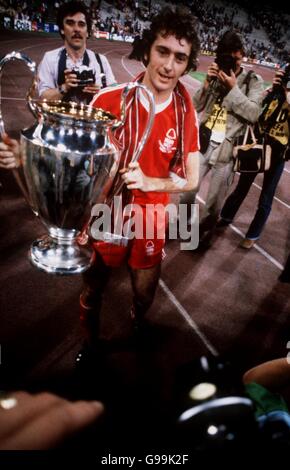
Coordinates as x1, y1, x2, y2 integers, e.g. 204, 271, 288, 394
139, 90, 173, 114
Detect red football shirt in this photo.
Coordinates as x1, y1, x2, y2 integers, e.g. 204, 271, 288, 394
91, 83, 199, 205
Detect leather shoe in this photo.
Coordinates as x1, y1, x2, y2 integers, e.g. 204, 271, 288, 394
216, 217, 231, 228
239, 238, 256, 249
195, 230, 213, 251
278, 271, 290, 283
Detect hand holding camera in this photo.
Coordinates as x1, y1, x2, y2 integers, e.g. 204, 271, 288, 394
215, 54, 238, 90
273, 64, 290, 90
62, 66, 98, 95
206, 62, 219, 82
61, 68, 79, 94
215, 54, 238, 76
205, 56, 237, 92
72, 65, 95, 87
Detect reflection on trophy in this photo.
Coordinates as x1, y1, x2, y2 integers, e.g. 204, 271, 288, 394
0, 51, 155, 274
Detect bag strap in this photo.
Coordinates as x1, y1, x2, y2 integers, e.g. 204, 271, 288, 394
57, 48, 67, 86
243, 70, 254, 96
95, 52, 107, 88
240, 72, 258, 145
242, 125, 250, 145
249, 125, 257, 143
242, 125, 257, 145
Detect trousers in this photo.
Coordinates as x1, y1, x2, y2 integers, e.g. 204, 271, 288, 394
221, 152, 285, 239
180, 142, 233, 232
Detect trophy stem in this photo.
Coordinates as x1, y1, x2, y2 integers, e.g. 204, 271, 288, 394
29, 235, 93, 275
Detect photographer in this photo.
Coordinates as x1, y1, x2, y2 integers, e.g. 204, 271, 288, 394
180, 30, 264, 249
219, 66, 290, 249
38, 1, 115, 104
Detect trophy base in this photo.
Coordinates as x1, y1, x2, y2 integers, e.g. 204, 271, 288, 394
29, 236, 93, 275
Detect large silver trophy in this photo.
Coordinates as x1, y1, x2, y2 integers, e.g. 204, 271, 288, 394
0, 51, 155, 274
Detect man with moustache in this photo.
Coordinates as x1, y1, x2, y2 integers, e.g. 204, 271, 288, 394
38, 1, 115, 104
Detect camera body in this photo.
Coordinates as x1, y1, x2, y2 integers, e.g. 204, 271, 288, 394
215, 54, 237, 75
281, 63, 290, 88
272, 62, 290, 97
72, 65, 95, 88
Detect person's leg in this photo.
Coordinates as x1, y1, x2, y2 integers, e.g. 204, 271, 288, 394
279, 253, 290, 283
246, 158, 285, 240
179, 151, 210, 221
200, 161, 234, 233
80, 252, 112, 347
129, 263, 161, 328
220, 172, 257, 223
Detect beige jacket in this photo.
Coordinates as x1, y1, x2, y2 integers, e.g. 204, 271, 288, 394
193, 69, 264, 164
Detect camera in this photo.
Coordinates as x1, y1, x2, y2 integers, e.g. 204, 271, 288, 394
72, 65, 95, 88
215, 54, 237, 75
272, 62, 290, 96
281, 62, 290, 88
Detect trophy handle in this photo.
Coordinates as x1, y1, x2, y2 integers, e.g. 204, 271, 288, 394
0, 51, 37, 137
118, 82, 155, 163
106, 82, 155, 201
0, 51, 37, 204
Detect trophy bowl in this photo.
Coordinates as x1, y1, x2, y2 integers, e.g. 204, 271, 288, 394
20, 100, 120, 274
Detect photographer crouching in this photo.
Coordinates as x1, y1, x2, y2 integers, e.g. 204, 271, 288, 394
180, 30, 264, 249
37, 1, 115, 104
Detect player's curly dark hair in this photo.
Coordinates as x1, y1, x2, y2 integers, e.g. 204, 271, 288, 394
129, 6, 200, 73
57, 1, 91, 39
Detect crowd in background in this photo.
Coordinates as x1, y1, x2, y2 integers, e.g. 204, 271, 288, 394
0, 0, 289, 64
0, 0, 49, 23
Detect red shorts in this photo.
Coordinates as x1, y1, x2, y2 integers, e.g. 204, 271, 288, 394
91, 204, 167, 269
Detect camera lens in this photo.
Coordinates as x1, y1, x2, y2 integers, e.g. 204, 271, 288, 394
281, 63, 290, 87
215, 54, 237, 75
73, 67, 95, 88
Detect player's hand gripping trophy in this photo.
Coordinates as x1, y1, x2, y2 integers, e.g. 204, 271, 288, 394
0, 51, 154, 274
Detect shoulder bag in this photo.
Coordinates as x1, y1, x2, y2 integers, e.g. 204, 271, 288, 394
233, 125, 272, 173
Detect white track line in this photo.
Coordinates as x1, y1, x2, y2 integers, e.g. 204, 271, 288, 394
196, 194, 284, 270
20, 41, 60, 51
121, 54, 145, 77
229, 224, 284, 270
159, 279, 219, 356
121, 54, 137, 78
252, 182, 290, 209
1, 97, 26, 101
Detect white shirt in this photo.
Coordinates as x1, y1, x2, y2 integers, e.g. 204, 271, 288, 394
37, 46, 116, 96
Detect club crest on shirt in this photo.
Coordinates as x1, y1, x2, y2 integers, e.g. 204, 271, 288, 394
145, 240, 155, 256
159, 128, 177, 153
